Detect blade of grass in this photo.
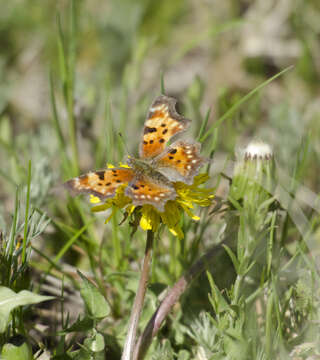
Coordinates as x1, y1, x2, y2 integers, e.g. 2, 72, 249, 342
49, 71, 66, 150
206, 127, 219, 173
57, 3, 79, 176
54, 219, 95, 263
67, 0, 79, 175
22, 160, 31, 264
50, 71, 72, 178
105, 97, 115, 164
197, 108, 211, 142
200, 65, 294, 143
8, 187, 20, 257
160, 72, 165, 94
57, 13, 67, 101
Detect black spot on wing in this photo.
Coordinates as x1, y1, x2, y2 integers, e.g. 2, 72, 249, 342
96, 171, 105, 180
144, 127, 157, 134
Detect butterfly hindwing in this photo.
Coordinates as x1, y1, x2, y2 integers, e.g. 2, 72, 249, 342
64, 168, 135, 199
155, 141, 206, 184
125, 175, 176, 212
139, 95, 191, 159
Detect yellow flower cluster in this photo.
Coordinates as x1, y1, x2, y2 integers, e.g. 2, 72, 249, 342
90, 165, 214, 239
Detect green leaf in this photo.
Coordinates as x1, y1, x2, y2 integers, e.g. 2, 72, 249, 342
206, 271, 231, 315
177, 350, 191, 360
0, 286, 53, 333
59, 315, 94, 334
83, 331, 105, 353
222, 244, 239, 273
77, 271, 110, 319
238, 259, 256, 277
1, 335, 33, 360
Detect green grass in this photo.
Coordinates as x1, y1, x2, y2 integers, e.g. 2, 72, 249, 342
0, 0, 320, 359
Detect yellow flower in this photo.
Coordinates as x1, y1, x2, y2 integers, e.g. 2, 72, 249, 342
90, 166, 214, 238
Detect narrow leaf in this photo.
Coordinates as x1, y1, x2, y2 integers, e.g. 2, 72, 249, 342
222, 244, 239, 273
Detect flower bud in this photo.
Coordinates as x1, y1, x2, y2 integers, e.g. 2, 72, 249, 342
231, 140, 275, 204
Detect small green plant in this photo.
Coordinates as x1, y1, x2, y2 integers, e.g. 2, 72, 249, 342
0, 168, 52, 356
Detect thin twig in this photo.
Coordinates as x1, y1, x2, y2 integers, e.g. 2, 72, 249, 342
121, 230, 154, 360
133, 242, 224, 360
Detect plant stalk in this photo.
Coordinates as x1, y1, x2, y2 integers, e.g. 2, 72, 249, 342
121, 230, 154, 360
133, 242, 224, 360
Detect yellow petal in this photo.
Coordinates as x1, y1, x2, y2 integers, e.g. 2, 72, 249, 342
125, 204, 136, 215
140, 216, 153, 231
90, 195, 101, 204
119, 162, 131, 168
169, 226, 184, 239
91, 203, 112, 212
105, 208, 117, 224
192, 215, 200, 220
140, 205, 160, 232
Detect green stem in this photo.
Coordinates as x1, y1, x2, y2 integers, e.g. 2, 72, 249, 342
112, 212, 121, 267
265, 291, 274, 357
121, 230, 154, 360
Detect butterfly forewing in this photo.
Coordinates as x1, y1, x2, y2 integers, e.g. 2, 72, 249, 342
155, 141, 206, 184
65, 168, 135, 199
125, 175, 176, 212
139, 95, 191, 159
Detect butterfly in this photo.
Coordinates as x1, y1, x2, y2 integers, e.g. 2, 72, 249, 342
65, 95, 206, 212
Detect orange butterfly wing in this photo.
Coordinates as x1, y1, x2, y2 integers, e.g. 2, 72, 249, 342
139, 95, 191, 159
155, 141, 206, 184
64, 168, 134, 199
125, 175, 176, 212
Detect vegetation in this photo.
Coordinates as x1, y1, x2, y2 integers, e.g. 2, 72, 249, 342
0, 0, 319, 359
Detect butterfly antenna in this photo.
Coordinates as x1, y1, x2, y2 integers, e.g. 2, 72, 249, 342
118, 132, 131, 156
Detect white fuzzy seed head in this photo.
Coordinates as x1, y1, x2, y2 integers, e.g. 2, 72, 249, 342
244, 141, 273, 160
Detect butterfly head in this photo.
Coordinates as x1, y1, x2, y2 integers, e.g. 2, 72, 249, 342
126, 157, 148, 172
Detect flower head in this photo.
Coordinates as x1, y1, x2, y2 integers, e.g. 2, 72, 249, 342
90, 164, 214, 239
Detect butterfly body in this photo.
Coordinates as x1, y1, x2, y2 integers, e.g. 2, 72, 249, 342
65, 95, 207, 212
127, 157, 173, 186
